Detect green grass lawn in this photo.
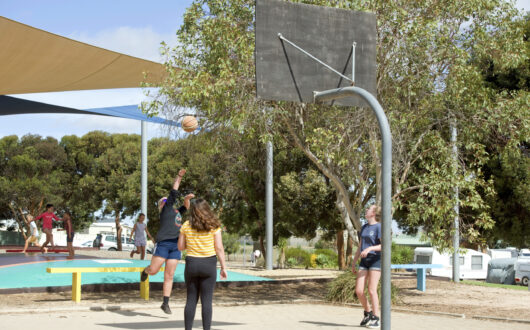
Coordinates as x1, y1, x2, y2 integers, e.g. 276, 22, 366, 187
460, 280, 528, 291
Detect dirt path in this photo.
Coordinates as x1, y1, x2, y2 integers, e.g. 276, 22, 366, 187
1, 276, 528, 321
393, 276, 530, 320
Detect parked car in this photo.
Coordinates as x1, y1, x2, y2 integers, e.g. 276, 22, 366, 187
79, 240, 93, 247
100, 234, 136, 251
515, 258, 530, 286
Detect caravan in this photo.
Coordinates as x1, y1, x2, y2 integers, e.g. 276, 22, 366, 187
414, 247, 491, 280
515, 258, 530, 286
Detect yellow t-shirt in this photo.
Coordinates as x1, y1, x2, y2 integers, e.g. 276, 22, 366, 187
180, 221, 221, 257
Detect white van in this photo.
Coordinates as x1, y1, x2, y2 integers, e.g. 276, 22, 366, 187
414, 247, 491, 280
515, 259, 530, 286
100, 234, 136, 251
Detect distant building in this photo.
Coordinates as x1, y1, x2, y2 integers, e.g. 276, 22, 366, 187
81, 217, 133, 238
392, 232, 431, 248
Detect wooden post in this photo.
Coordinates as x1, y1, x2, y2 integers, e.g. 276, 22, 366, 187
140, 273, 149, 300
72, 272, 81, 302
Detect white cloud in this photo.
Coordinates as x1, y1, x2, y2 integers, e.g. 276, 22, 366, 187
68, 26, 177, 63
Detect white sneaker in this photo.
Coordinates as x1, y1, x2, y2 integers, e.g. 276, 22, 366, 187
366, 315, 380, 328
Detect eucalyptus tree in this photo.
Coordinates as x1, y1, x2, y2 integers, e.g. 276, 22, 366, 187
144, 0, 528, 251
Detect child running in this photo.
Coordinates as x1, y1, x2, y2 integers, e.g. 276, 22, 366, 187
35, 204, 61, 253
130, 213, 155, 260
58, 212, 75, 259
22, 215, 41, 253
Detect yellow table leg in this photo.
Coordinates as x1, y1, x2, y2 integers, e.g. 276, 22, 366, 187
72, 272, 81, 303
140, 273, 149, 301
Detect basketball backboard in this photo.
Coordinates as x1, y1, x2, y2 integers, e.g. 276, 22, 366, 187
255, 0, 377, 107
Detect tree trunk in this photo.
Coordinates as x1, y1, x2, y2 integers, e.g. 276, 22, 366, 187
115, 212, 122, 251
284, 118, 361, 235
337, 230, 345, 270
8, 204, 27, 240
19, 207, 31, 238
278, 247, 286, 269
346, 234, 354, 268
335, 192, 359, 246
369, 131, 382, 206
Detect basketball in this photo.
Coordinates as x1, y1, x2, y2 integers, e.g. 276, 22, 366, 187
181, 115, 198, 133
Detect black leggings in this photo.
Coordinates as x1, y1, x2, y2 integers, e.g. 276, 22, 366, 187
184, 256, 217, 330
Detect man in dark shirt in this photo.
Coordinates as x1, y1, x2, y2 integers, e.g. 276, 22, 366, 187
141, 169, 194, 314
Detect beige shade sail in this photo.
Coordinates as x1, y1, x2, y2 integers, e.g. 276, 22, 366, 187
0, 16, 169, 95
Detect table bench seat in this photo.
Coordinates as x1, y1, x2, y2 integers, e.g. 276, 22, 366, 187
47, 266, 164, 302
391, 264, 443, 292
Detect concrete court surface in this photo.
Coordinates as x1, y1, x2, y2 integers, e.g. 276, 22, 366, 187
1, 304, 527, 330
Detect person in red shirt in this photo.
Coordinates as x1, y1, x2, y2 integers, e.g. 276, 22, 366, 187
35, 204, 61, 253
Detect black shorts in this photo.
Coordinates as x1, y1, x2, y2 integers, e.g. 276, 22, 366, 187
359, 254, 381, 271
67, 232, 75, 243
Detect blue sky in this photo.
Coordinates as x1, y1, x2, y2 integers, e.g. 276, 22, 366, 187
0, 0, 194, 140
0, 0, 528, 141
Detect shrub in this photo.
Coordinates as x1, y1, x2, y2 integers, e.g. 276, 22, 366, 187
314, 248, 339, 268
315, 253, 338, 268
326, 271, 400, 304
286, 257, 298, 268
314, 248, 337, 258
314, 238, 334, 250
391, 243, 414, 265
222, 232, 241, 256
284, 247, 312, 268
310, 254, 317, 268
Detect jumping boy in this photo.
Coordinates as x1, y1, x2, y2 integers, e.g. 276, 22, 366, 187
35, 204, 61, 253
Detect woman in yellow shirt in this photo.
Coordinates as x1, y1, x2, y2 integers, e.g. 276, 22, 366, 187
178, 198, 227, 330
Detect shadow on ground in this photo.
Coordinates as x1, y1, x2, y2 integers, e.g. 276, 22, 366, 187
96, 320, 244, 329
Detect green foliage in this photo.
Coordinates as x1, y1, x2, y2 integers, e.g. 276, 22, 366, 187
314, 238, 335, 250
284, 247, 312, 268
461, 280, 527, 291
286, 257, 298, 268
145, 0, 530, 253
314, 248, 337, 258
390, 243, 414, 265
326, 271, 399, 304
315, 253, 338, 268
313, 249, 339, 268
222, 232, 241, 257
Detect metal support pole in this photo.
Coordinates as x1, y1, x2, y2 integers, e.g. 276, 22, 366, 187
266, 138, 274, 270
314, 86, 392, 330
243, 235, 247, 268
451, 123, 460, 282
141, 121, 148, 219
352, 42, 356, 83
